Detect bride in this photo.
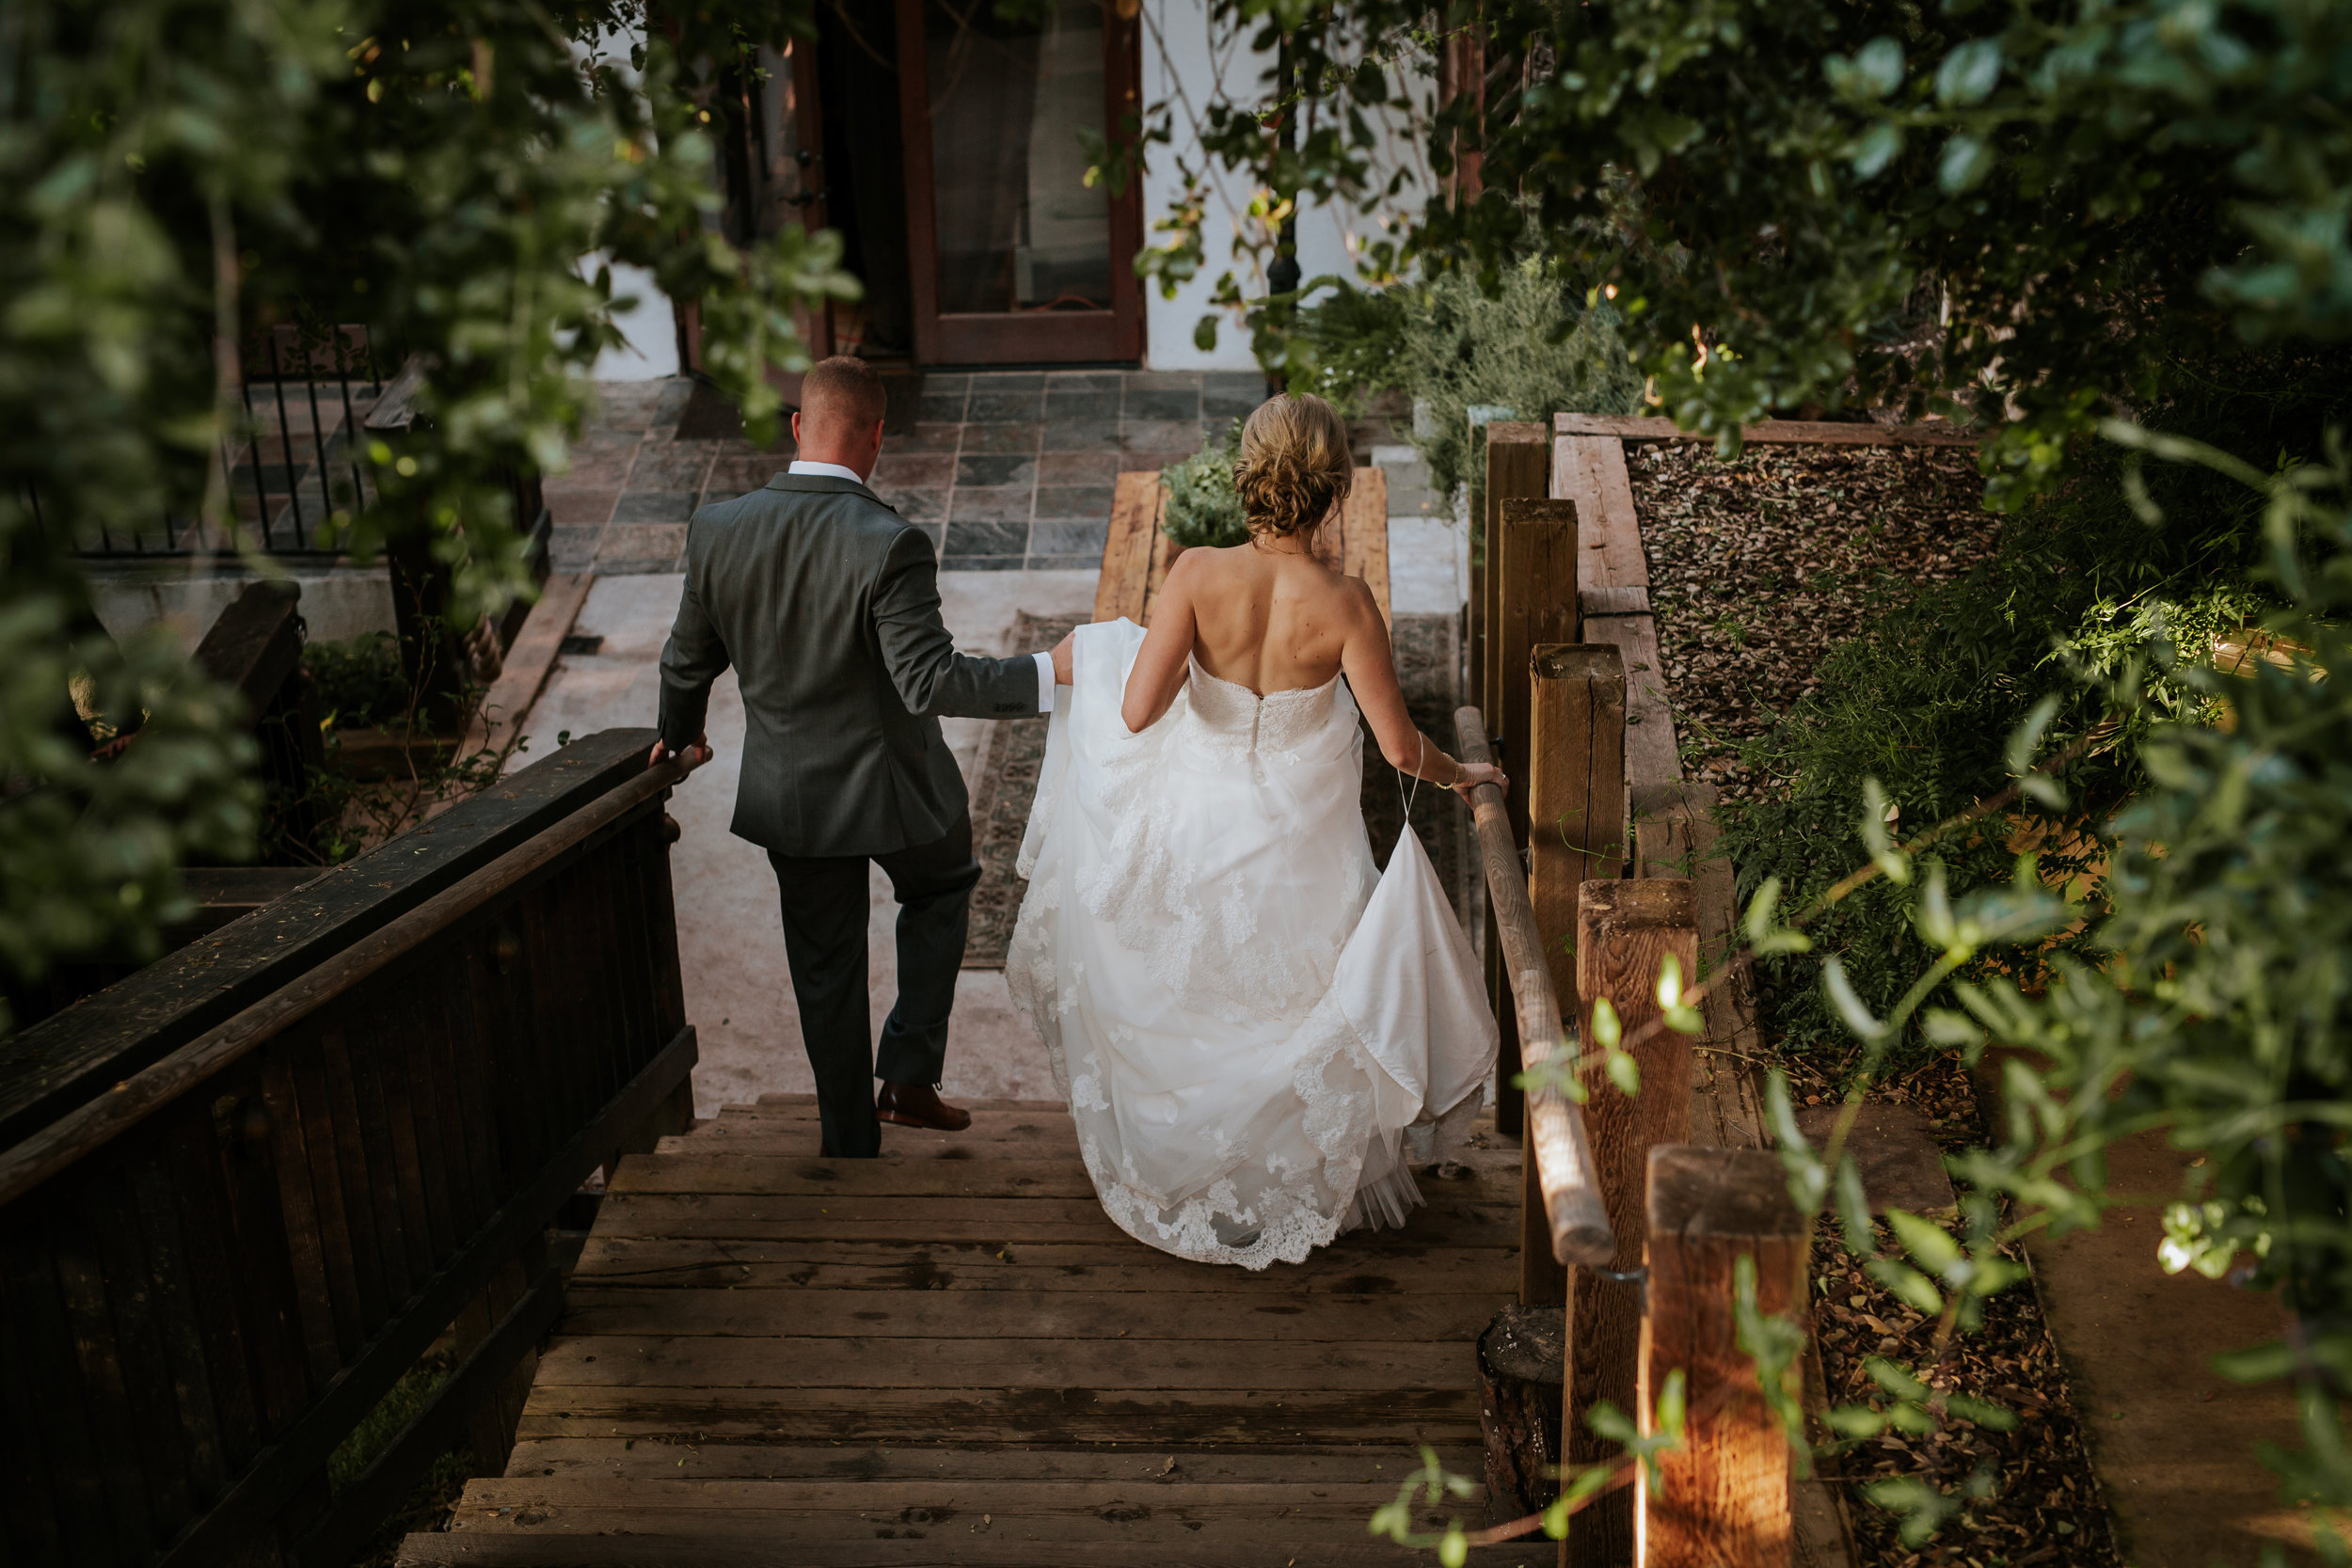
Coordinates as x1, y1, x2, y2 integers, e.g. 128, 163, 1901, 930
1008, 393, 1505, 1269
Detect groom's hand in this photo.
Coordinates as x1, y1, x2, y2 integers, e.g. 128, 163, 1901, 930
1051, 631, 1074, 686
648, 732, 713, 774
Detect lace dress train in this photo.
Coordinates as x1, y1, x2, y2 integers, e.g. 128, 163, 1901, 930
1006, 618, 1498, 1269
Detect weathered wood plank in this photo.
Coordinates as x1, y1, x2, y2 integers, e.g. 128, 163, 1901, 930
529, 1336, 1473, 1391
570, 1238, 1522, 1294
400, 1533, 1539, 1566
607, 1156, 1101, 1198
1566, 879, 1700, 1567
1579, 613, 1680, 791
590, 1193, 1520, 1246
554, 1288, 1499, 1342
503, 1441, 1482, 1485
1341, 467, 1391, 625
1553, 414, 1978, 446
1633, 782, 1767, 1151
514, 1385, 1485, 1448
1550, 436, 1646, 594
452, 1476, 1451, 1518
1093, 472, 1161, 626
1641, 1146, 1807, 1568
0, 728, 657, 1150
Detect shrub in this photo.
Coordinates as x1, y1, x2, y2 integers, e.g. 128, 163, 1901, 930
1160, 419, 1248, 548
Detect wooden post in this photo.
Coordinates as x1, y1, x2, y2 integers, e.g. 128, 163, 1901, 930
1482, 424, 1551, 1140
1521, 645, 1624, 1308
1482, 422, 1551, 743
1641, 1146, 1806, 1568
1565, 878, 1698, 1567
1491, 493, 1578, 1138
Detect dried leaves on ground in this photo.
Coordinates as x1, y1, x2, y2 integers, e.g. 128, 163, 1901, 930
1629, 442, 2001, 802
1630, 441, 2117, 1563
1810, 1060, 2122, 1568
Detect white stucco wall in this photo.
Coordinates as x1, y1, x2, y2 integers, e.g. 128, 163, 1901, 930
579, 4, 1435, 373
591, 260, 683, 381
1136, 1, 1434, 371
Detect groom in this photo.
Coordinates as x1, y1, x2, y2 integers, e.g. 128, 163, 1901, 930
651, 356, 1071, 1158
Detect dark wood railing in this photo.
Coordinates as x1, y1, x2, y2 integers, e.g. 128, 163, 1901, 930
0, 728, 696, 1567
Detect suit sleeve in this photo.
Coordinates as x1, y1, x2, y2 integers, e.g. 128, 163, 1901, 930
872, 526, 1044, 719
657, 525, 732, 749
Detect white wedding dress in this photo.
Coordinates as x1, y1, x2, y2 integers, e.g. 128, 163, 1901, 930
1007, 618, 1498, 1269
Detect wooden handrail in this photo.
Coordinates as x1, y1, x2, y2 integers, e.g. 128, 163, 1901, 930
1456, 704, 1614, 1266
0, 752, 690, 1210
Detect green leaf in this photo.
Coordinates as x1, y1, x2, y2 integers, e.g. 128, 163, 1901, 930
1822, 956, 1889, 1042
1824, 1404, 1888, 1437
1849, 122, 1903, 179
1607, 1047, 1642, 1096
1742, 875, 1784, 945
1944, 1393, 2020, 1431
1864, 1355, 1931, 1401
1193, 314, 1219, 352
2213, 1341, 2295, 1383
1935, 39, 2003, 106
1591, 995, 1623, 1052
1887, 1209, 1963, 1275
1835, 1154, 1879, 1258
1938, 133, 1994, 194
1866, 1258, 1945, 1314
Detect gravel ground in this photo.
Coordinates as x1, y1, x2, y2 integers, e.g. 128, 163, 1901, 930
1629, 442, 2003, 801
1627, 442, 2118, 1565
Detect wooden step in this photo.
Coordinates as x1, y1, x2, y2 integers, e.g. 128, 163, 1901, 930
501, 1440, 1482, 1485
401, 1532, 1542, 1566
516, 1385, 1484, 1448
552, 1286, 1499, 1342
570, 1237, 1521, 1293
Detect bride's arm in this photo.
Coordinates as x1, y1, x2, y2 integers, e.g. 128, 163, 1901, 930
1119, 555, 1200, 734
1341, 585, 1508, 800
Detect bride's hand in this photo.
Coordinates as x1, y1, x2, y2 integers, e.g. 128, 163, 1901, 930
1452, 761, 1507, 800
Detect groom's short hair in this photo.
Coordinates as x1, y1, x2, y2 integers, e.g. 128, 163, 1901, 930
800, 356, 887, 431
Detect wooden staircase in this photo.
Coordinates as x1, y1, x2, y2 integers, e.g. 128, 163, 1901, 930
397, 1096, 1544, 1566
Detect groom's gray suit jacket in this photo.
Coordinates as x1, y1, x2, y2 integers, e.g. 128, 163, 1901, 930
657, 472, 1041, 858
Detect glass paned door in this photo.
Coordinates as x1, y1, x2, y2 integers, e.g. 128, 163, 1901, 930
898, 0, 1142, 364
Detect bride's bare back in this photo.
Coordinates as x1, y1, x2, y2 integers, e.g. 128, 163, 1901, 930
1101, 393, 1505, 800
1180, 541, 1360, 695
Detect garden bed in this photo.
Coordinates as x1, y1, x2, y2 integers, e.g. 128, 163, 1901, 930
1630, 441, 2002, 802
1626, 438, 2121, 1566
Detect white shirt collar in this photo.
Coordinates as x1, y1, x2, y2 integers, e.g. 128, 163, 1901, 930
787, 459, 868, 485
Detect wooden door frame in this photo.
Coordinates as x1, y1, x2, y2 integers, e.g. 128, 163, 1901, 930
893, 0, 1145, 366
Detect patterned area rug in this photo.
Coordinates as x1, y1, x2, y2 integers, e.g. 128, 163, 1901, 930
961, 610, 1468, 968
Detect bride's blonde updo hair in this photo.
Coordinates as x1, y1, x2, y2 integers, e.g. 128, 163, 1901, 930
1233, 393, 1353, 542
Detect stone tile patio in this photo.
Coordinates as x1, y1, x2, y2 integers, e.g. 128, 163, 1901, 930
548, 369, 1270, 577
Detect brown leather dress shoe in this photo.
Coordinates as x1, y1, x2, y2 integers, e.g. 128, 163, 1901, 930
876, 1082, 973, 1132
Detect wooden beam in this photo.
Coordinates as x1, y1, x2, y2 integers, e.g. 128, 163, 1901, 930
431, 573, 593, 820
1581, 614, 1679, 792
193, 578, 305, 729
1339, 467, 1391, 626
1453, 706, 1613, 1272
1549, 436, 1646, 596
1565, 878, 1698, 1568
1482, 422, 1549, 741
1094, 472, 1161, 626
1640, 1145, 1806, 1568
1521, 645, 1624, 1308
0, 729, 658, 1151
1553, 413, 1978, 446
1632, 784, 1766, 1149
1495, 500, 1581, 845
1493, 494, 1577, 1140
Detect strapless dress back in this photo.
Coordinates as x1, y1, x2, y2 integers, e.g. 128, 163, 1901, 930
1008, 619, 1498, 1269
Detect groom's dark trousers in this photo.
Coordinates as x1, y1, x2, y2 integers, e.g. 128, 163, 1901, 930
656, 472, 1041, 1158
